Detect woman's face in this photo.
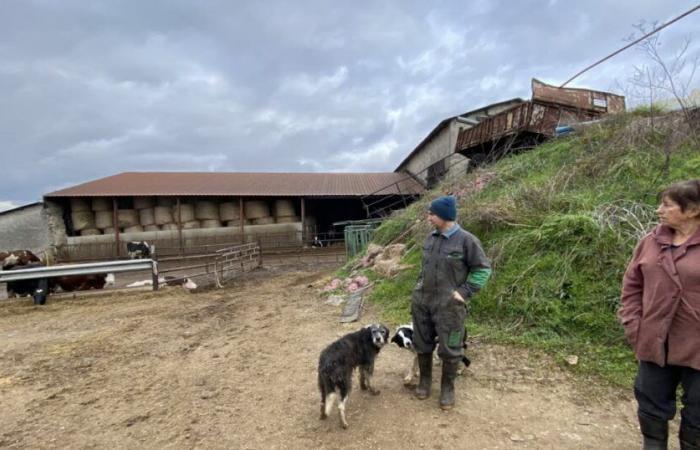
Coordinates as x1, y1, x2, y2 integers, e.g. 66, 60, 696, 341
656, 196, 699, 229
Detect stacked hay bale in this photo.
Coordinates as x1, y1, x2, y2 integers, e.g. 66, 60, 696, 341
71, 198, 98, 236
245, 200, 273, 225
129, 197, 155, 233
173, 202, 198, 229
195, 200, 222, 228
273, 199, 300, 224
220, 201, 242, 227
93, 197, 113, 234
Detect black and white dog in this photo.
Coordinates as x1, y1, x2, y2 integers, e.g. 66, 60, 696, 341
126, 241, 154, 259
391, 323, 471, 385
318, 323, 390, 429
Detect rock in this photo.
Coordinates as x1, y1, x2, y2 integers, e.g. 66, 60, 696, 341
565, 355, 579, 365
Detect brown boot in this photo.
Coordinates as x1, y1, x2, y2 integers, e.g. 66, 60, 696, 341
415, 353, 432, 399
439, 359, 459, 410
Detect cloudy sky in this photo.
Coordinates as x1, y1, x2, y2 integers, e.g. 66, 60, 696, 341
1, 0, 699, 210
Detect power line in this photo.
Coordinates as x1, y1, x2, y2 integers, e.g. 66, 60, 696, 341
559, 3, 700, 88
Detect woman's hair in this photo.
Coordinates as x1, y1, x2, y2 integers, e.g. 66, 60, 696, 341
660, 179, 700, 214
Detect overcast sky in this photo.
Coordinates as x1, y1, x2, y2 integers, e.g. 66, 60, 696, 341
1, 0, 698, 210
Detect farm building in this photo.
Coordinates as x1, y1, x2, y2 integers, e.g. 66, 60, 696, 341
38, 171, 423, 261
395, 98, 524, 188
0, 202, 66, 257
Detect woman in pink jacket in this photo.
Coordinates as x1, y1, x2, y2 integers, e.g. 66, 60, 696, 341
620, 179, 700, 450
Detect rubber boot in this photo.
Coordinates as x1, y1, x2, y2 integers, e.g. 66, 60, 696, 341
680, 418, 700, 450
414, 353, 432, 399
439, 359, 459, 410
639, 412, 668, 450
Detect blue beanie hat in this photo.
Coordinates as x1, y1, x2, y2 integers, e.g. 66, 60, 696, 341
429, 195, 457, 221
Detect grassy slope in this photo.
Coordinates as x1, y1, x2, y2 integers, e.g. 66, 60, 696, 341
365, 111, 700, 386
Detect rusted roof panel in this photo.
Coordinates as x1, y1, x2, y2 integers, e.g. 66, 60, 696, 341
44, 172, 425, 198
531, 79, 625, 113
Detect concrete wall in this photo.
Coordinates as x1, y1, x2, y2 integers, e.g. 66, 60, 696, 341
0, 204, 50, 254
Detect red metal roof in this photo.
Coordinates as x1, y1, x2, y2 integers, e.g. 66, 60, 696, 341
44, 172, 424, 198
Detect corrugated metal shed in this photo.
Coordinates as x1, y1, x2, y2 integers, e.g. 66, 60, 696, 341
44, 172, 424, 198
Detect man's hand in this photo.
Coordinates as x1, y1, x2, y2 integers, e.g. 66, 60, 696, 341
452, 291, 465, 303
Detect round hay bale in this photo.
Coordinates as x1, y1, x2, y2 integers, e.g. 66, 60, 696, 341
139, 208, 156, 226
226, 220, 243, 227
201, 219, 222, 228
172, 203, 195, 222
276, 215, 300, 224
70, 198, 90, 212
252, 216, 275, 225
274, 199, 295, 217
154, 206, 173, 225
103, 227, 116, 234
91, 198, 111, 212
182, 220, 201, 229
157, 197, 175, 207
134, 197, 155, 209
124, 225, 143, 233
161, 223, 179, 231
94, 211, 113, 229
80, 228, 101, 236
219, 202, 241, 221
195, 201, 219, 220
71, 211, 95, 231
244, 200, 270, 219
117, 209, 139, 228
144, 225, 160, 232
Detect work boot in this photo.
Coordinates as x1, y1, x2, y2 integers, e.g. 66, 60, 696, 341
415, 353, 432, 399
439, 359, 459, 410
639, 412, 668, 450
680, 418, 700, 450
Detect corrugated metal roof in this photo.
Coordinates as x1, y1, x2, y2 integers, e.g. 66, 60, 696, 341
44, 172, 424, 198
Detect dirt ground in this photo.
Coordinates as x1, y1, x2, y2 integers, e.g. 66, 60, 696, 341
0, 266, 659, 449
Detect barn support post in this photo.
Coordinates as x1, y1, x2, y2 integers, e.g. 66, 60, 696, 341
239, 197, 245, 244
176, 197, 183, 256
112, 198, 120, 258
300, 197, 306, 249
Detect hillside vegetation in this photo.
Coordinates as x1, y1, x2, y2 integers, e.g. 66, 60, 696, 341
363, 110, 700, 386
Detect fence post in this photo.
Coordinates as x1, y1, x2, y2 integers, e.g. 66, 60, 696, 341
112, 198, 121, 258
151, 260, 159, 291
257, 239, 263, 268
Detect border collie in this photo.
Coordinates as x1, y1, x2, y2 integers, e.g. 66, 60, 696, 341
318, 323, 390, 429
391, 323, 471, 385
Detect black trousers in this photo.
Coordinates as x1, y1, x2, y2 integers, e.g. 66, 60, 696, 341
635, 360, 700, 428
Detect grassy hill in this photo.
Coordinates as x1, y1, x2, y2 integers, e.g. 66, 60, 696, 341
361, 110, 700, 386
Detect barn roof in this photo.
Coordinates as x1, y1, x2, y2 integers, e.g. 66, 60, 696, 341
44, 172, 424, 198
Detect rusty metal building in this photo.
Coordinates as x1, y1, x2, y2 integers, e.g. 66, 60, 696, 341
41, 172, 423, 260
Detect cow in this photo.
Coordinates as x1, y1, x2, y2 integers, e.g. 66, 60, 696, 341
6, 262, 49, 305
52, 273, 115, 292
1, 250, 41, 270
126, 241, 154, 259
311, 236, 324, 248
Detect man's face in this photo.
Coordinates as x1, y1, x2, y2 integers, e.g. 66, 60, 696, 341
427, 211, 446, 229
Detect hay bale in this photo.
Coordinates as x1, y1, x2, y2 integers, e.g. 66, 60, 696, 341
91, 198, 111, 212
244, 200, 270, 219
172, 203, 195, 223
139, 208, 156, 226
154, 206, 173, 225
195, 201, 220, 220
157, 197, 175, 207
252, 216, 275, 225
124, 225, 143, 233
80, 228, 101, 236
226, 220, 243, 227
103, 227, 116, 234
201, 219, 222, 228
70, 198, 90, 212
219, 202, 241, 221
276, 215, 300, 224
117, 209, 139, 228
144, 225, 160, 232
161, 223, 179, 231
71, 211, 95, 231
134, 197, 155, 209
94, 211, 113, 229
274, 199, 295, 217
182, 220, 200, 229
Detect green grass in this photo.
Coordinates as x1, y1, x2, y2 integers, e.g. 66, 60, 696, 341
357, 112, 700, 386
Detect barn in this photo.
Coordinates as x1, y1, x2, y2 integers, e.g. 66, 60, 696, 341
39, 171, 423, 261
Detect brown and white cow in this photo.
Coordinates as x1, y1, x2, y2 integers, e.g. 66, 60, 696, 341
0, 250, 41, 270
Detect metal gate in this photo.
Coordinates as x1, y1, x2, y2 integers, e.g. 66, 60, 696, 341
344, 224, 376, 259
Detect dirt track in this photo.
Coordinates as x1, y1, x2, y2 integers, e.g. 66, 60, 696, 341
0, 267, 653, 449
